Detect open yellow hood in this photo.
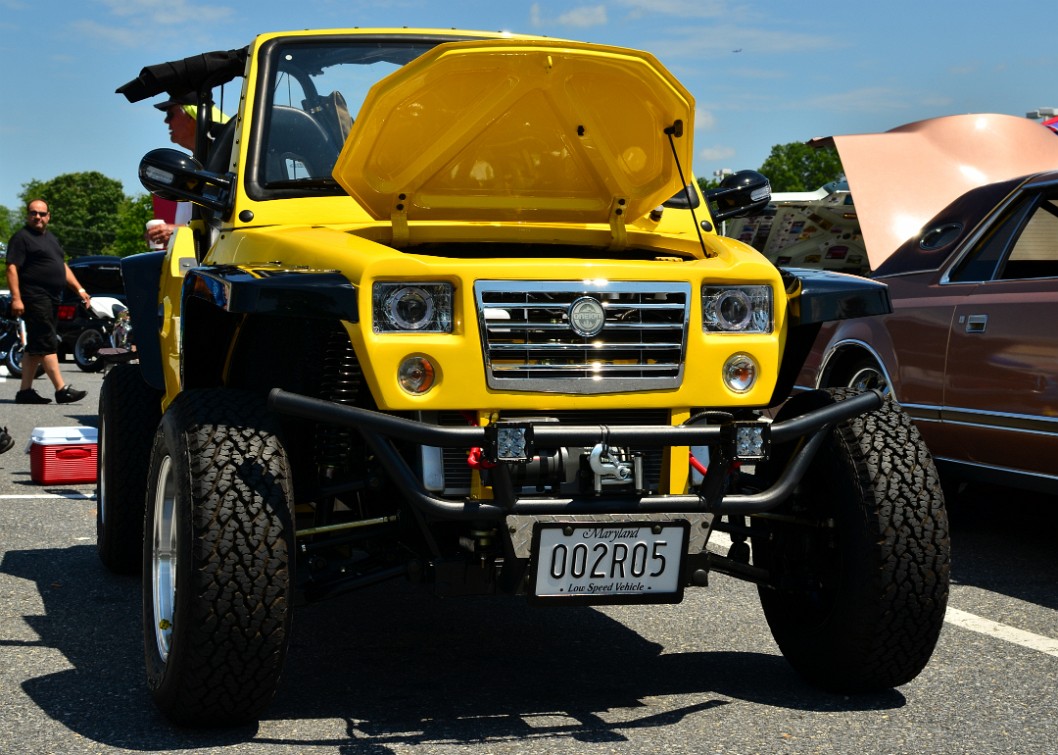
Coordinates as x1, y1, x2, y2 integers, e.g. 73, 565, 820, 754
333, 39, 695, 226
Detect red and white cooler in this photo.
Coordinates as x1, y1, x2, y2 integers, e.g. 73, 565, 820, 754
28, 426, 98, 485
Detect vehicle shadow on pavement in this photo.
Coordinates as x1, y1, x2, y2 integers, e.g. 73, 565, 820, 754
948, 484, 1058, 612
1, 545, 256, 749
0, 544, 904, 751
268, 587, 904, 751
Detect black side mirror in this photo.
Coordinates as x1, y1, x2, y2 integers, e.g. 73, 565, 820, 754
138, 148, 234, 218
705, 170, 771, 221
662, 183, 701, 210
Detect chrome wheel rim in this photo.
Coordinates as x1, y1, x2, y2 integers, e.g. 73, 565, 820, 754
98, 412, 108, 526
848, 365, 889, 395
151, 455, 177, 662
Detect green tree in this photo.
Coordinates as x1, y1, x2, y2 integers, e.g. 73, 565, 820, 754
108, 193, 155, 256
1, 205, 21, 288
758, 142, 843, 192
0, 204, 19, 246
20, 171, 126, 256
696, 175, 722, 194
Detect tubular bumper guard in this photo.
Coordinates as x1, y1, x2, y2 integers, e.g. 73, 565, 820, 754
268, 388, 883, 520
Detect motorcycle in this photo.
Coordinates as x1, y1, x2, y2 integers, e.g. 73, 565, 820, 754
0, 294, 37, 379
59, 296, 133, 372
0, 292, 133, 376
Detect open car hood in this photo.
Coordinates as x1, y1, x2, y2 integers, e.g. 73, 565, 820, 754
333, 39, 695, 226
811, 113, 1058, 269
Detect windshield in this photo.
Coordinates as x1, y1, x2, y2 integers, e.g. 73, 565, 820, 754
248, 36, 472, 199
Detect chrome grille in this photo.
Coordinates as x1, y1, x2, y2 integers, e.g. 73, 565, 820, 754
475, 281, 690, 393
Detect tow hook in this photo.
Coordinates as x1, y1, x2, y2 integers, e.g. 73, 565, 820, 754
588, 443, 644, 493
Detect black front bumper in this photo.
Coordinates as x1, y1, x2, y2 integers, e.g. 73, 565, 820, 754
268, 388, 883, 520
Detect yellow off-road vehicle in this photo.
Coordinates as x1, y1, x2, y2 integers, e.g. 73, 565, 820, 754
108, 28, 949, 726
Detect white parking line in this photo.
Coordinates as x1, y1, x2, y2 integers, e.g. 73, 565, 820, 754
0, 493, 96, 500
708, 531, 1058, 659
944, 607, 1058, 657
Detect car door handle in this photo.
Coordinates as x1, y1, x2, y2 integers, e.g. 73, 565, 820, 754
965, 314, 988, 333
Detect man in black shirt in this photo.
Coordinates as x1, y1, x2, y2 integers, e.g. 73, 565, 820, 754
6, 199, 89, 404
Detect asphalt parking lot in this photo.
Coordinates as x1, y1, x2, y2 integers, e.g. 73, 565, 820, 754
1, 363, 1056, 753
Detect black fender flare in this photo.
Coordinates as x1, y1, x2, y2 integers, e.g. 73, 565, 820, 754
182, 266, 358, 319
120, 255, 360, 391
770, 268, 891, 406
180, 266, 359, 388
120, 251, 167, 390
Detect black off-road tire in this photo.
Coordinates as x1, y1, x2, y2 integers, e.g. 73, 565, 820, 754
143, 389, 294, 727
752, 388, 950, 692
96, 363, 163, 574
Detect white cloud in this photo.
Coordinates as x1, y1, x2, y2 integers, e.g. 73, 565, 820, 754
531, 3, 607, 29
695, 108, 717, 131
800, 86, 915, 114
626, 20, 843, 64
699, 145, 735, 162
616, 0, 731, 20
75, 0, 234, 47
70, 19, 145, 48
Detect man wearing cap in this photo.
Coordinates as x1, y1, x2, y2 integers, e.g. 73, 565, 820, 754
6, 199, 89, 405
157, 92, 199, 152
145, 93, 198, 249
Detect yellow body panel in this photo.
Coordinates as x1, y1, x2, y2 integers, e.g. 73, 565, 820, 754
158, 228, 197, 409
204, 224, 788, 414
149, 28, 789, 491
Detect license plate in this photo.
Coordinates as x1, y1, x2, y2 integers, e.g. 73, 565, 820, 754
531, 521, 688, 603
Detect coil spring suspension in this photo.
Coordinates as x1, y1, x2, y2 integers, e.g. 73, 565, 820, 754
314, 326, 363, 472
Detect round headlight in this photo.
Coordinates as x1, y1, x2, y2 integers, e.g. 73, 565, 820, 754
398, 355, 436, 394
723, 353, 757, 393
385, 286, 435, 330
715, 290, 753, 331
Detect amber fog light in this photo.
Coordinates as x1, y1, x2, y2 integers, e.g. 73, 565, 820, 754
398, 355, 436, 394
723, 353, 757, 393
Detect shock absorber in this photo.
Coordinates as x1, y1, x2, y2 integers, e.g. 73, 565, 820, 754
315, 325, 363, 472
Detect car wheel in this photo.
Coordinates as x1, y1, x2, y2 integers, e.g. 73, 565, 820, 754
143, 389, 294, 726
96, 364, 163, 574
751, 388, 950, 692
73, 327, 106, 372
845, 358, 889, 394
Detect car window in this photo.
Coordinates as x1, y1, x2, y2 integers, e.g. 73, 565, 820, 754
949, 193, 1037, 283
998, 197, 1058, 280
250, 38, 452, 196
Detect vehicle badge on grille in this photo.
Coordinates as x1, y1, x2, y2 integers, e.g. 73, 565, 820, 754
568, 296, 606, 338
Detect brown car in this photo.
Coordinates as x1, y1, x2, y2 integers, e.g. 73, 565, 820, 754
797, 114, 1058, 494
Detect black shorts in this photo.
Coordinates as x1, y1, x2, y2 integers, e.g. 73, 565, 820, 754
22, 295, 59, 355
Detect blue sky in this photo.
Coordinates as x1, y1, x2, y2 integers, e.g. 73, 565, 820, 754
1, 0, 1055, 211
